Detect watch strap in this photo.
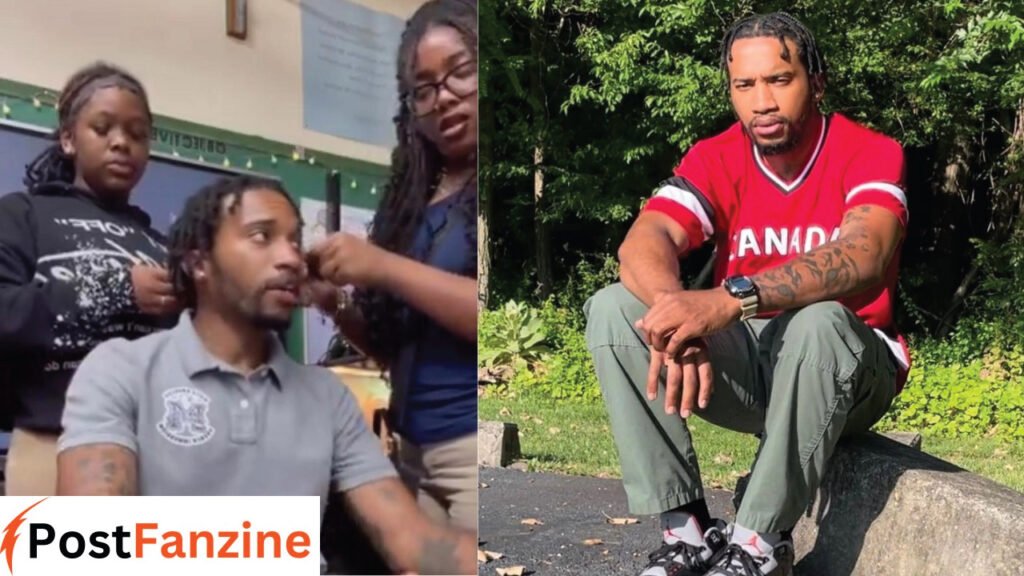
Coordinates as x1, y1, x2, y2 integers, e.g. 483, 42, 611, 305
738, 293, 759, 321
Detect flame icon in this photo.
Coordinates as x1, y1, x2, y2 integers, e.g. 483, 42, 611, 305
0, 498, 47, 575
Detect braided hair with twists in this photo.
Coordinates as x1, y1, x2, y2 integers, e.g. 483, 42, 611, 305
354, 0, 478, 364
166, 175, 296, 310
24, 62, 152, 193
720, 12, 827, 83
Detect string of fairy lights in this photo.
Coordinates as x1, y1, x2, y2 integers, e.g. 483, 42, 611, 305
0, 90, 383, 197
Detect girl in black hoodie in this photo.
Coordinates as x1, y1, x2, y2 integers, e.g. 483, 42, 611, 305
0, 62, 180, 495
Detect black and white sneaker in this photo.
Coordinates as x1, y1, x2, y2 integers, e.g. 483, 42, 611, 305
639, 521, 729, 576
703, 540, 795, 576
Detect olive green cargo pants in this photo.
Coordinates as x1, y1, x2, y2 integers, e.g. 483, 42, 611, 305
584, 283, 897, 532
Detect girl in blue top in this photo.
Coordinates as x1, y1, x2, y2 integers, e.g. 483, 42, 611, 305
308, 0, 478, 530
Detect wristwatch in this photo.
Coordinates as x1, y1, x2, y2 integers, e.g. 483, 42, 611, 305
723, 275, 760, 321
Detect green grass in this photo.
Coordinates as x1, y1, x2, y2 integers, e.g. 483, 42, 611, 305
479, 390, 1024, 493
922, 435, 1024, 491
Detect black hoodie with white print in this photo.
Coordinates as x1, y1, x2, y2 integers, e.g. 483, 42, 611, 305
0, 182, 174, 432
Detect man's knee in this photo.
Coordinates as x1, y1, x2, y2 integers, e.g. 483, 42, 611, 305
780, 301, 857, 342
771, 301, 869, 381
584, 283, 643, 347
584, 282, 630, 325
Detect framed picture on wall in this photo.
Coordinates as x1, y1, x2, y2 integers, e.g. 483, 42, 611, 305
226, 0, 247, 40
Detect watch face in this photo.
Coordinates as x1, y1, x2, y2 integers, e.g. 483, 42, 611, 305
728, 276, 755, 293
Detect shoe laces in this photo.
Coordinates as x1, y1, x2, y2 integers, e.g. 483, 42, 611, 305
647, 540, 703, 568
708, 543, 768, 576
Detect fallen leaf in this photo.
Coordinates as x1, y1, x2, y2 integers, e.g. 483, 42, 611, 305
548, 427, 561, 435
583, 538, 604, 546
713, 453, 734, 465
602, 511, 639, 525
602, 549, 610, 555
532, 417, 544, 424
477, 550, 487, 563
994, 448, 1008, 458
480, 482, 490, 489
521, 518, 544, 526
499, 407, 511, 417
496, 566, 526, 576
482, 550, 504, 561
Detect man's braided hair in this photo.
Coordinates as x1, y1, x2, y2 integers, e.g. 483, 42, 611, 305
720, 12, 827, 83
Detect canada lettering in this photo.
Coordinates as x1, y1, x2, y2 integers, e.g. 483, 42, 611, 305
729, 226, 842, 259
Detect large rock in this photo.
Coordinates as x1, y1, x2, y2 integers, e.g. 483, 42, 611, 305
793, 432, 1024, 576
478, 421, 521, 468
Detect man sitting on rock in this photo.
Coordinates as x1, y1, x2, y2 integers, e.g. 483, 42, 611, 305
584, 12, 910, 576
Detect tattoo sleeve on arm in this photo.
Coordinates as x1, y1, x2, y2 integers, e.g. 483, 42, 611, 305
343, 478, 475, 575
57, 444, 138, 496
752, 205, 899, 312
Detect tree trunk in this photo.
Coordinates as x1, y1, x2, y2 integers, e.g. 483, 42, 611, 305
529, 10, 552, 299
478, 208, 491, 309
478, 91, 494, 311
534, 144, 552, 298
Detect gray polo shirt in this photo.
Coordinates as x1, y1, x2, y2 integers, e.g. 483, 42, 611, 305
58, 312, 397, 504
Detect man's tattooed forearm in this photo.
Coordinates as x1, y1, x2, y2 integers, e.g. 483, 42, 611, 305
754, 232, 869, 310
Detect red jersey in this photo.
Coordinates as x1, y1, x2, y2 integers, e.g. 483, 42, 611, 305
644, 113, 910, 376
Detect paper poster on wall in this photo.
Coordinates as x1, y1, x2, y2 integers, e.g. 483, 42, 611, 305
301, 197, 376, 364
300, 0, 404, 147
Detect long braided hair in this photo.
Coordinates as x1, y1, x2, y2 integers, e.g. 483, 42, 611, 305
720, 12, 827, 83
354, 0, 478, 363
24, 62, 151, 193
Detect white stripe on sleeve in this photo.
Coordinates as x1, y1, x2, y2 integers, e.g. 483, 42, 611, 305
654, 185, 714, 240
846, 182, 907, 208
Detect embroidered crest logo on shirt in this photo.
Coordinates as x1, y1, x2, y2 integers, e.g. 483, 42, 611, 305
157, 387, 215, 446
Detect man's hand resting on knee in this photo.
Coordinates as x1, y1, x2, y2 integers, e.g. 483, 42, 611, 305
646, 344, 715, 419
636, 288, 741, 418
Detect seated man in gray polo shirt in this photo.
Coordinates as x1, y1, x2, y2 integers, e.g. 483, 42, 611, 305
56, 175, 476, 575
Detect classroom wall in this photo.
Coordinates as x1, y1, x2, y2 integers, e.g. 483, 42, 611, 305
0, 0, 424, 166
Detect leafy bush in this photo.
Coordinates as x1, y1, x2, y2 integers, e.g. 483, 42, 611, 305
480, 300, 602, 402
879, 342, 1024, 439
528, 328, 604, 402
479, 300, 551, 372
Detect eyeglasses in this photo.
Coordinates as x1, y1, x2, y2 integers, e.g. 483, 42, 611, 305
406, 60, 478, 117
